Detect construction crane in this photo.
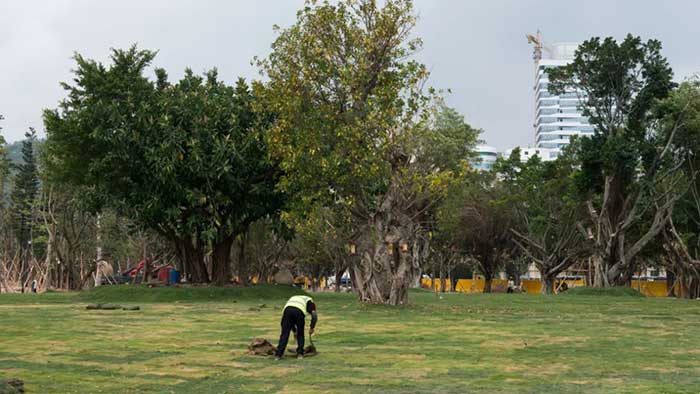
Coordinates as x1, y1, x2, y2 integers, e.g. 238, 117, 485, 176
526, 30, 542, 61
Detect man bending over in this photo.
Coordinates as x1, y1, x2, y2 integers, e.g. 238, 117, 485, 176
274, 295, 317, 360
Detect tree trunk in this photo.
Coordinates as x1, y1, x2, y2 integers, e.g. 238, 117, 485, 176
178, 237, 209, 283
413, 267, 422, 288
95, 214, 103, 287
483, 278, 493, 293
212, 236, 234, 286
483, 271, 493, 293
542, 275, 555, 295
352, 224, 416, 305
19, 249, 26, 293
237, 233, 249, 286
439, 265, 446, 293
44, 225, 54, 291
348, 267, 357, 294
666, 270, 677, 297
334, 265, 343, 293
592, 255, 607, 287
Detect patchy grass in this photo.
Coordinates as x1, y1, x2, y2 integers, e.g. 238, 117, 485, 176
1, 287, 700, 393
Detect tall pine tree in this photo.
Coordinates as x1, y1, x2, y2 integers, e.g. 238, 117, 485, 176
11, 128, 39, 291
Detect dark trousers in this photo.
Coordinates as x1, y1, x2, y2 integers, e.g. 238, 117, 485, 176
275, 307, 305, 357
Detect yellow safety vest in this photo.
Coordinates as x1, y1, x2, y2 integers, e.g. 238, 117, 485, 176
284, 295, 313, 317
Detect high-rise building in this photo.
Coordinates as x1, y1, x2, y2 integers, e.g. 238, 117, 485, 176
471, 144, 499, 171
504, 146, 557, 163
528, 31, 593, 157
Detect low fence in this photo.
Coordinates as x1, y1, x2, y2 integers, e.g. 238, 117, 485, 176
289, 275, 679, 297
420, 278, 675, 297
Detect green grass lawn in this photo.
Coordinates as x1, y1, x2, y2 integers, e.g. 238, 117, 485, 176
1, 286, 700, 394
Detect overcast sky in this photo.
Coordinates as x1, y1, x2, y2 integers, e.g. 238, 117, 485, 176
1, 0, 700, 149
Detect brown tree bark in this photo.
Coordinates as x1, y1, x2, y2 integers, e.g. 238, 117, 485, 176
177, 237, 209, 283
237, 233, 249, 286
483, 276, 493, 293
542, 275, 556, 295
334, 265, 344, 293
211, 236, 235, 286
439, 265, 446, 293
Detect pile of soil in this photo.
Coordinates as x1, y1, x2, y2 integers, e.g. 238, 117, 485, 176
0, 378, 24, 394
248, 338, 277, 356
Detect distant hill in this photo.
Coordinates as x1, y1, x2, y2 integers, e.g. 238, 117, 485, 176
1, 139, 43, 203
3, 139, 43, 166
6, 141, 23, 165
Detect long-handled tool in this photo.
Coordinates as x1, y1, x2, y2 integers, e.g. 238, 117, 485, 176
306, 333, 318, 355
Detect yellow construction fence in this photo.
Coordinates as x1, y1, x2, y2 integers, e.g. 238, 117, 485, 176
420, 278, 674, 297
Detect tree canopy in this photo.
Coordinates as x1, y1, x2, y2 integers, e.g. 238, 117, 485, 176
44, 47, 283, 284
549, 35, 683, 286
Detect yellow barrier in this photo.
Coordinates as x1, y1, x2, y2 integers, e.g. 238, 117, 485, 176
421, 278, 510, 293
631, 280, 672, 297
421, 278, 636, 295
521, 280, 542, 294
299, 276, 676, 297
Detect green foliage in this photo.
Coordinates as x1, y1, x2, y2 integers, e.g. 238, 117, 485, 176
562, 286, 644, 297
548, 35, 675, 194
258, 0, 479, 304
494, 147, 587, 290
43, 46, 158, 213
548, 35, 680, 285
662, 81, 700, 275
414, 103, 481, 174
149, 72, 283, 242
259, 0, 430, 217
44, 46, 283, 283
437, 170, 517, 287
10, 128, 39, 248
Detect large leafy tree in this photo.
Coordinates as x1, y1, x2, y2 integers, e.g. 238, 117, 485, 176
44, 47, 282, 285
415, 103, 481, 291
150, 71, 284, 285
659, 81, 700, 298
548, 35, 684, 286
259, 0, 478, 304
497, 148, 588, 294
438, 171, 518, 293
260, 0, 435, 304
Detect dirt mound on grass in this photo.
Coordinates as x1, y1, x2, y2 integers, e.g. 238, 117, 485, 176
248, 338, 277, 355
248, 338, 318, 357
0, 378, 25, 394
